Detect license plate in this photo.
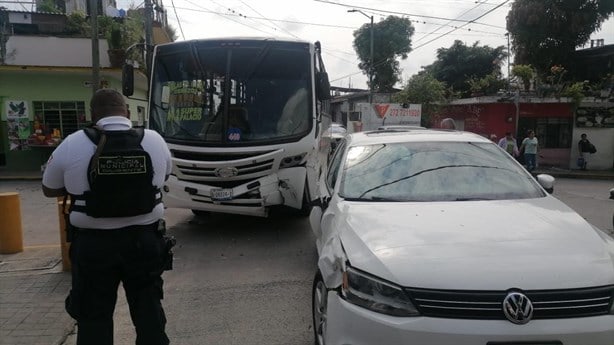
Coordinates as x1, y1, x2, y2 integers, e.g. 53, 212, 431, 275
210, 188, 233, 201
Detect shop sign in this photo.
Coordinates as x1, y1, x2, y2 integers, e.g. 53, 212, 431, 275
5, 100, 31, 151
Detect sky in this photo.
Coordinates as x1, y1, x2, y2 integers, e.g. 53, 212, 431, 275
8, 0, 614, 90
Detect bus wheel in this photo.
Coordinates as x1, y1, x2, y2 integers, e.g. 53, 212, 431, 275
191, 209, 210, 218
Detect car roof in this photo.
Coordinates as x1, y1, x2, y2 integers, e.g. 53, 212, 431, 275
346, 129, 491, 146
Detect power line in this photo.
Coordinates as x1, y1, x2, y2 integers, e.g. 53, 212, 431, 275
313, 0, 506, 29
413, 0, 487, 44
170, 0, 185, 40
330, 0, 510, 83
238, 0, 302, 40
411, 0, 510, 51
181, 0, 277, 36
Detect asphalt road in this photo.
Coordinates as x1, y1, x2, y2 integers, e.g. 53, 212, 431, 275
1, 178, 612, 344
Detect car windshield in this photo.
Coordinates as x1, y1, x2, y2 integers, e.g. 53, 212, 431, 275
339, 141, 544, 201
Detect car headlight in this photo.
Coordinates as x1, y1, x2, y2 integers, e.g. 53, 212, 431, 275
341, 266, 419, 317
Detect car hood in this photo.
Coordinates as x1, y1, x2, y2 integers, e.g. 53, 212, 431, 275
336, 197, 614, 290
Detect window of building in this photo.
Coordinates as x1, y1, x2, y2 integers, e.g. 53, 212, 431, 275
33, 101, 87, 138
518, 117, 572, 149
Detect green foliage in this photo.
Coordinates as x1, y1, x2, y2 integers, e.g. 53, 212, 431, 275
561, 82, 585, 107
64, 11, 89, 35
353, 15, 414, 92
511, 64, 534, 91
393, 73, 447, 126
423, 40, 507, 97
467, 73, 507, 95
507, 0, 614, 76
37, 0, 62, 13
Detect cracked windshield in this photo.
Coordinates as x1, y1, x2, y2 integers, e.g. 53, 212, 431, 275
341, 141, 545, 201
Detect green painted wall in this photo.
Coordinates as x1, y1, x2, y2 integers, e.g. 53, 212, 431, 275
0, 69, 147, 172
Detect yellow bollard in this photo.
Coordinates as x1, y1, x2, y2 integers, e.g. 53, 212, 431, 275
0, 192, 24, 254
57, 197, 71, 271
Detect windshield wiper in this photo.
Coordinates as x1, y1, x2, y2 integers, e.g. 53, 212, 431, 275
454, 197, 494, 201
341, 195, 403, 202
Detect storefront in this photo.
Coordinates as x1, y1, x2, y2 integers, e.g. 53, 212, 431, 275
0, 67, 147, 174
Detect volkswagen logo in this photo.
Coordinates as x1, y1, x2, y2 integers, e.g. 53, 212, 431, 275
214, 167, 238, 178
502, 291, 534, 325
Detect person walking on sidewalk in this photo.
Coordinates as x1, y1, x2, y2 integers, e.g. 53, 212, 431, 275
578, 133, 596, 170
41, 89, 172, 345
520, 129, 539, 172
498, 132, 519, 157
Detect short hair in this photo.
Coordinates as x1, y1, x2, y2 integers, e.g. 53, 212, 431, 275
90, 88, 128, 121
581, 133, 587, 138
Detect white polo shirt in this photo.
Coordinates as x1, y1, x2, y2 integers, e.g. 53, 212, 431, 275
43, 116, 172, 229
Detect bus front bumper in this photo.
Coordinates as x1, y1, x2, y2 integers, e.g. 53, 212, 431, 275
162, 167, 306, 217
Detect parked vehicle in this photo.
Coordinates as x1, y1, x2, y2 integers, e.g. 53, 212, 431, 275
310, 129, 614, 345
124, 38, 332, 217
325, 123, 347, 151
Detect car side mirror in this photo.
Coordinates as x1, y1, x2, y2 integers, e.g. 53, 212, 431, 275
316, 71, 331, 100
537, 174, 555, 194
122, 63, 134, 97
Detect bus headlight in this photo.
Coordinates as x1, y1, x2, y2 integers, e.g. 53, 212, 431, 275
341, 267, 419, 317
280, 153, 307, 168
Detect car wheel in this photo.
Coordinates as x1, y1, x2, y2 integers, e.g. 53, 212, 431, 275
191, 209, 209, 217
312, 271, 328, 345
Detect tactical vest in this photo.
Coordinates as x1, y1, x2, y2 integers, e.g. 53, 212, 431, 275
71, 127, 161, 218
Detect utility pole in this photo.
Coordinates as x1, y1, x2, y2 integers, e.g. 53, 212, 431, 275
348, 9, 374, 104
90, 0, 100, 95
506, 32, 511, 93
144, 0, 154, 79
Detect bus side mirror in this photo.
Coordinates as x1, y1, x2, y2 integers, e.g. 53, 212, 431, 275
122, 63, 134, 97
316, 71, 331, 100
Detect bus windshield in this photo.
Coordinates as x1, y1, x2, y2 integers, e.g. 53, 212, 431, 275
150, 40, 313, 145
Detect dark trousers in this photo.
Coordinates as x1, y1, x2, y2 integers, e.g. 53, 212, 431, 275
66, 224, 170, 345
524, 153, 536, 172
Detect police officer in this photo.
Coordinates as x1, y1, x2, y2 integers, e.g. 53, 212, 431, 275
42, 88, 172, 345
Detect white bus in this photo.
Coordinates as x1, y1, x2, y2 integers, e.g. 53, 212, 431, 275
123, 38, 332, 217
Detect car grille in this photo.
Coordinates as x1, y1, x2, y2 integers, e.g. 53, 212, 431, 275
406, 286, 614, 320
176, 159, 275, 178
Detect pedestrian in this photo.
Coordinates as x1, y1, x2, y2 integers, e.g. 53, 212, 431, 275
42, 88, 173, 345
498, 132, 519, 157
577, 133, 596, 170
440, 117, 456, 130
520, 129, 539, 172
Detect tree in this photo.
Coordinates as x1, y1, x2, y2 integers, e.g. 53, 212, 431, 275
393, 73, 447, 126
507, 0, 614, 76
511, 64, 534, 91
423, 40, 507, 97
353, 16, 414, 92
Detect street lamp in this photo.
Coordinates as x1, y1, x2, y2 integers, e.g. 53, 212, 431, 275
348, 9, 374, 103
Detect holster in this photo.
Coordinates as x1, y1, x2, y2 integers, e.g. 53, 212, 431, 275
157, 219, 176, 271
62, 195, 74, 243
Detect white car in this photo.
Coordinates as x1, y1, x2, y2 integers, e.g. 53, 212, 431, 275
310, 129, 614, 345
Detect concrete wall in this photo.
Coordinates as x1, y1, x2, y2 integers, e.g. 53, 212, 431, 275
5, 36, 111, 68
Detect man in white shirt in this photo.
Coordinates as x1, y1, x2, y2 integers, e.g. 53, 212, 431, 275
42, 89, 172, 345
